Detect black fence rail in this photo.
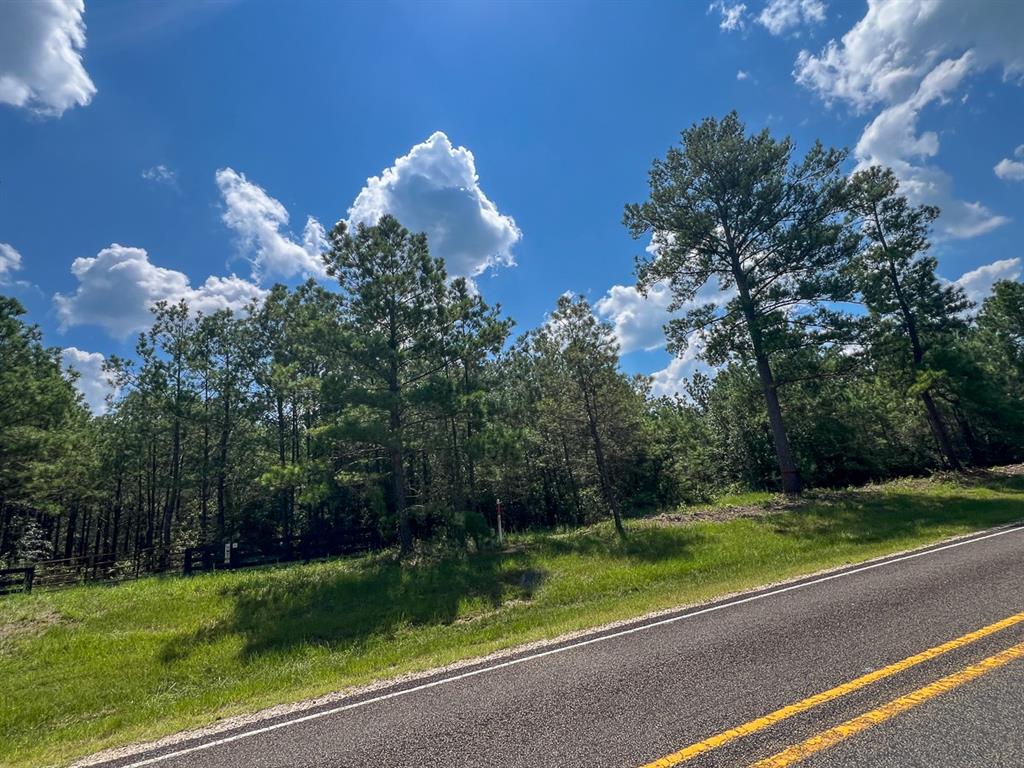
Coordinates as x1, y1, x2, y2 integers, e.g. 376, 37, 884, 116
0, 567, 34, 595
14, 547, 186, 593
2, 527, 380, 596
185, 527, 379, 574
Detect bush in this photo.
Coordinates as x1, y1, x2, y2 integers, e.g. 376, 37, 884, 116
464, 510, 492, 551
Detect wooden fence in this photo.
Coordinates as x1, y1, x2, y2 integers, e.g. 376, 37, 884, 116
2, 527, 379, 595
0, 567, 34, 595
9, 546, 185, 593
185, 527, 378, 574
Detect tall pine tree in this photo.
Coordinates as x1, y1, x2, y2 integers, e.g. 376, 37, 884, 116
625, 113, 856, 494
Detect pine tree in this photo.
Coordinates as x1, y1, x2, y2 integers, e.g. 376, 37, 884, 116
848, 166, 970, 470
323, 215, 450, 554
625, 113, 857, 494
533, 294, 635, 535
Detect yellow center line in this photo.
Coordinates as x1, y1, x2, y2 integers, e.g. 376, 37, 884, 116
751, 639, 1024, 768
638, 610, 1024, 768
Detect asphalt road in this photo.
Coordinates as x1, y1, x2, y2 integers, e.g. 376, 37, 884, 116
91, 524, 1024, 768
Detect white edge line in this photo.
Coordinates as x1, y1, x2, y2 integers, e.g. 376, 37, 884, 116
120, 523, 1024, 767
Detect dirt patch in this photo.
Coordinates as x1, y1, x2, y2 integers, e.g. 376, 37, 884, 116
988, 463, 1024, 477
654, 496, 800, 525
883, 464, 1024, 491
0, 607, 63, 653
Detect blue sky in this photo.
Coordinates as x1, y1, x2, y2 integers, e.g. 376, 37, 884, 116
1, 0, 1022, 410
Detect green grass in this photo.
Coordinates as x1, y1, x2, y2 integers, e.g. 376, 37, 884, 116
2, 472, 1023, 767
710, 490, 778, 507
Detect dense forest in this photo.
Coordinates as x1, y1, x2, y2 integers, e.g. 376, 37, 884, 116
2, 114, 1022, 569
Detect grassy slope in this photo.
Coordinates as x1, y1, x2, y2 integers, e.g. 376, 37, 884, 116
2, 472, 1023, 767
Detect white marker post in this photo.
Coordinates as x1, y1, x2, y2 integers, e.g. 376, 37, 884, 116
496, 498, 504, 546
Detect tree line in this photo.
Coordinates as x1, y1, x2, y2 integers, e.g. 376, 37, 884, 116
2, 113, 1022, 568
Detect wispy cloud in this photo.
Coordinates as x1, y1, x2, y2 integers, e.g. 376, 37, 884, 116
142, 164, 178, 188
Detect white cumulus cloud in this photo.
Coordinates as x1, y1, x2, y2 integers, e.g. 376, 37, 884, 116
796, 0, 1023, 240
62, 347, 118, 414
596, 283, 675, 354
347, 131, 521, 278
596, 277, 734, 355
216, 168, 327, 280
186, 274, 271, 314
795, 0, 1024, 111
757, 0, 826, 36
0, 0, 96, 116
709, 1, 748, 32
649, 338, 711, 398
994, 145, 1024, 181
54, 244, 267, 338
853, 52, 1010, 239
0, 242, 23, 284
954, 258, 1022, 304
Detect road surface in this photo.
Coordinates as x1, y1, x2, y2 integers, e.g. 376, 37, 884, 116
90, 523, 1024, 768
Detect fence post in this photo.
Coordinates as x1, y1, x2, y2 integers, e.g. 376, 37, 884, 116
496, 498, 504, 545
24, 566, 34, 593
183, 548, 193, 576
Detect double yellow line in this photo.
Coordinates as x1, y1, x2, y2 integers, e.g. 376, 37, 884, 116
640, 610, 1024, 768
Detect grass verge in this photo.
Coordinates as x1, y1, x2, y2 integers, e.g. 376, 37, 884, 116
2, 469, 1023, 767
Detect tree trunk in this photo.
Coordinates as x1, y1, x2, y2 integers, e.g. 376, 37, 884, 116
110, 475, 123, 560
734, 267, 802, 495
953, 406, 981, 466
560, 433, 583, 523
50, 512, 60, 558
540, 467, 557, 527
92, 510, 104, 575
276, 394, 289, 539
161, 415, 180, 568
0, 500, 12, 561
289, 395, 299, 542
146, 439, 156, 548
0, 499, 7, 558
754, 351, 802, 495
872, 210, 963, 472
101, 496, 112, 558
449, 415, 464, 511
79, 508, 90, 558
389, 375, 412, 554
581, 380, 625, 536
388, 303, 412, 555
200, 379, 210, 544
64, 503, 77, 559
217, 383, 231, 543
390, 415, 411, 554
920, 390, 961, 471
462, 364, 478, 510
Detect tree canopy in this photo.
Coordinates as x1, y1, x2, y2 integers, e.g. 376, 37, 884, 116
624, 112, 859, 493
1, 115, 1022, 573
